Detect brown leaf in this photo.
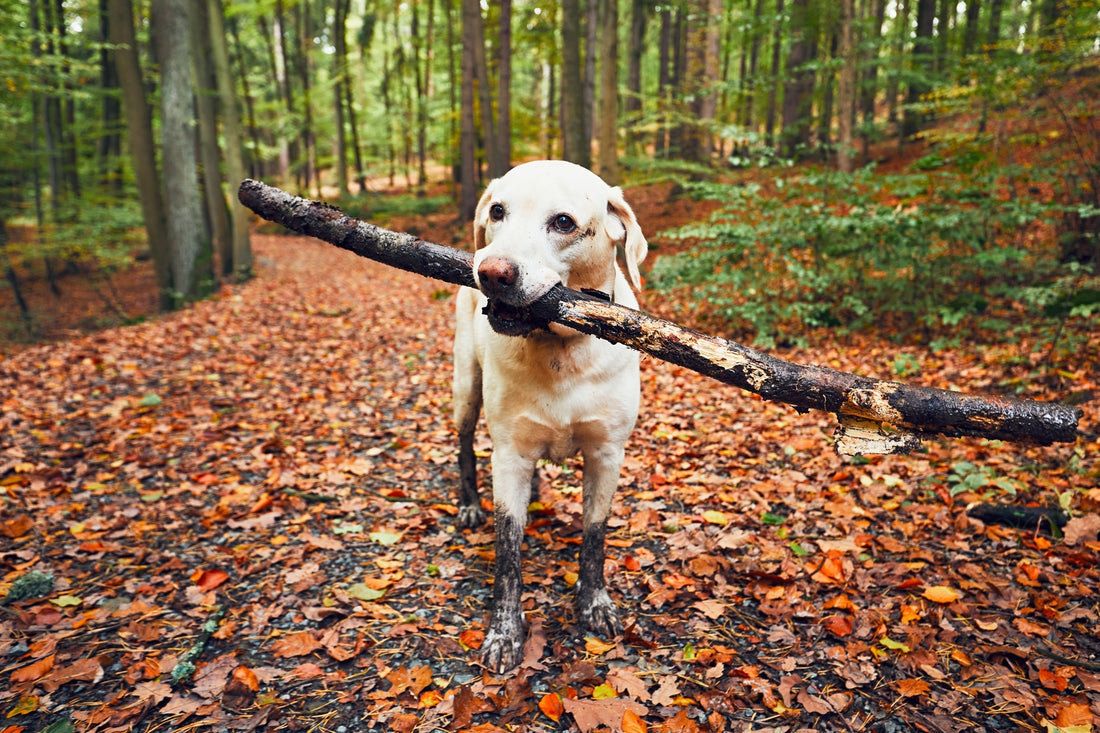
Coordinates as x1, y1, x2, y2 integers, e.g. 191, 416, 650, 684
797, 688, 832, 714
270, 630, 322, 658
561, 697, 647, 733
1063, 513, 1100, 546
10, 654, 55, 684
894, 678, 930, 698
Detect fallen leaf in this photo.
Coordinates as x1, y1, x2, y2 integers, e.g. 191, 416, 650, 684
539, 692, 564, 722
922, 585, 960, 604
562, 697, 647, 733
894, 678, 930, 697
10, 655, 55, 684
270, 631, 322, 658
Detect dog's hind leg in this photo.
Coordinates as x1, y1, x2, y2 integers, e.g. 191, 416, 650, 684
576, 444, 625, 639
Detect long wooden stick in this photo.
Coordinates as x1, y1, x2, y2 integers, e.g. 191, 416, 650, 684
238, 179, 1081, 452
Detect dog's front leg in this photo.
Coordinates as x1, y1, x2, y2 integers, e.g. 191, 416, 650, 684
481, 451, 535, 672
576, 444, 625, 639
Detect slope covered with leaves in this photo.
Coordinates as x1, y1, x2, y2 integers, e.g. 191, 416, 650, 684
1, 230, 1098, 732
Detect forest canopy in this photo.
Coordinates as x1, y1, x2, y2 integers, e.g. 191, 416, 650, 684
0, 0, 1097, 347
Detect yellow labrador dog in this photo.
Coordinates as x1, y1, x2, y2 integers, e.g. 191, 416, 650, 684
452, 160, 648, 672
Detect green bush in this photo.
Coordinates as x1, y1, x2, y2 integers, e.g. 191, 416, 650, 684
650, 160, 1093, 350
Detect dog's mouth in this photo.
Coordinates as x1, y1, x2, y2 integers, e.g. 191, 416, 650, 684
483, 300, 549, 337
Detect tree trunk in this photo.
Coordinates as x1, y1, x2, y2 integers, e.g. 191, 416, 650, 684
860, 0, 886, 156
190, 0, 231, 280
962, 0, 981, 60
902, 0, 936, 139
561, 0, 589, 167
494, 0, 512, 177
887, 0, 909, 125
208, 0, 253, 280
583, 0, 598, 151
837, 0, 856, 172
296, 0, 317, 196
624, 0, 648, 154
469, 0, 497, 177
108, 0, 172, 310
238, 178, 1083, 450
459, 0, 479, 219
743, 0, 765, 129
780, 0, 815, 157
596, 0, 619, 183
655, 6, 671, 157
152, 0, 206, 303
765, 0, 784, 148
97, 0, 122, 191
272, 1, 293, 183
332, 0, 350, 196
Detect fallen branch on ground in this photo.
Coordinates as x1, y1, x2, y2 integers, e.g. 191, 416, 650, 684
237, 179, 1082, 453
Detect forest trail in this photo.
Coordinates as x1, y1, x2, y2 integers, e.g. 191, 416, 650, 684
1, 233, 1098, 731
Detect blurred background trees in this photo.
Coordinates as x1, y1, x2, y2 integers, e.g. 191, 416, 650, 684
0, 0, 1096, 348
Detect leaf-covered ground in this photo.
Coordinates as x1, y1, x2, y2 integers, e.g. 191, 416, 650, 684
1, 229, 1098, 733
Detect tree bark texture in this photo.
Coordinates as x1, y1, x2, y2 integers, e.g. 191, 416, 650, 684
107, 0, 173, 309
237, 179, 1082, 452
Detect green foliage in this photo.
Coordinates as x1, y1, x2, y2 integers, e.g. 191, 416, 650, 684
338, 193, 451, 223
651, 139, 1097, 352
943, 460, 1024, 498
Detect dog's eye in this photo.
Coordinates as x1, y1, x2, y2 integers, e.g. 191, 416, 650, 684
550, 214, 577, 234
489, 203, 505, 222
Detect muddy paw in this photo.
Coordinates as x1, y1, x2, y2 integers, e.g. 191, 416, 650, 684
481, 622, 526, 673
578, 588, 622, 640
457, 503, 487, 529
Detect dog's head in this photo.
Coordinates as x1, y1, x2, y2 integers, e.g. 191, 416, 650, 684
472, 161, 647, 336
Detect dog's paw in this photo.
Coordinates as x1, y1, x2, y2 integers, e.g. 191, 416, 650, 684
578, 588, 622, 640
481, 619, 526, 673
457, 503, 487, 529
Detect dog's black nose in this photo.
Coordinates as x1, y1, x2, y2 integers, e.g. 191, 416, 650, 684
477, 257, 518, 298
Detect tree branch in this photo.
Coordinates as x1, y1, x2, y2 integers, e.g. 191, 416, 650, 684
238, 179, 1082, 452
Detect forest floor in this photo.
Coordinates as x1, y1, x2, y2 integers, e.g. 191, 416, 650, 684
1, 162, 1099, 733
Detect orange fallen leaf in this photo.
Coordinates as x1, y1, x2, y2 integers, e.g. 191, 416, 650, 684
539, 691, 564, 722
821, 615, 853, 637
10, 655, 54, 684
271, 630, 322, 658
459, 629, 484, 650
191, 568, 230, 592
894, 678, 930, 697
231, 665, 260, 692
622, 708, 647, 733
921, 585, 960, 604
585, 637, 617, 656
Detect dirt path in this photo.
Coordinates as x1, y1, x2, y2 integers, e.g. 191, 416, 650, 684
0, 233, 1097, 732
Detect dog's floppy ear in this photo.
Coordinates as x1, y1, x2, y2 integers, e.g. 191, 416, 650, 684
472, 181, 497, 250
606, 187, 648, 291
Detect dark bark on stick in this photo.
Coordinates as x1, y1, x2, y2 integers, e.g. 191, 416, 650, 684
238, 179, 1082, 452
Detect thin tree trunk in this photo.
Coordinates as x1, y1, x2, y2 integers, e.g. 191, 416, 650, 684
470, 1, 497, 176
860, 0, 886, 156
209, 0, 253, 279
902, 0, 936, 139
780, 0, 815, 157
494, 0, 512, 177
887, 0, 909, 125
583, 0, 598, 152
332, 0, 350, 196
190, 0, 231, 280
655, 6, 671, 157
272, 1, 293, 182
596, 0, 618, 183
765, 0, 784, 147
296, 0, 317, 196
743, 0, 765, 129
459, 0, 479, 219
837, 0, 856, 172
624, 0, 647, 154
107, 0, 172, 309
97, 0, 122, 191
561, 0, 589, 166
